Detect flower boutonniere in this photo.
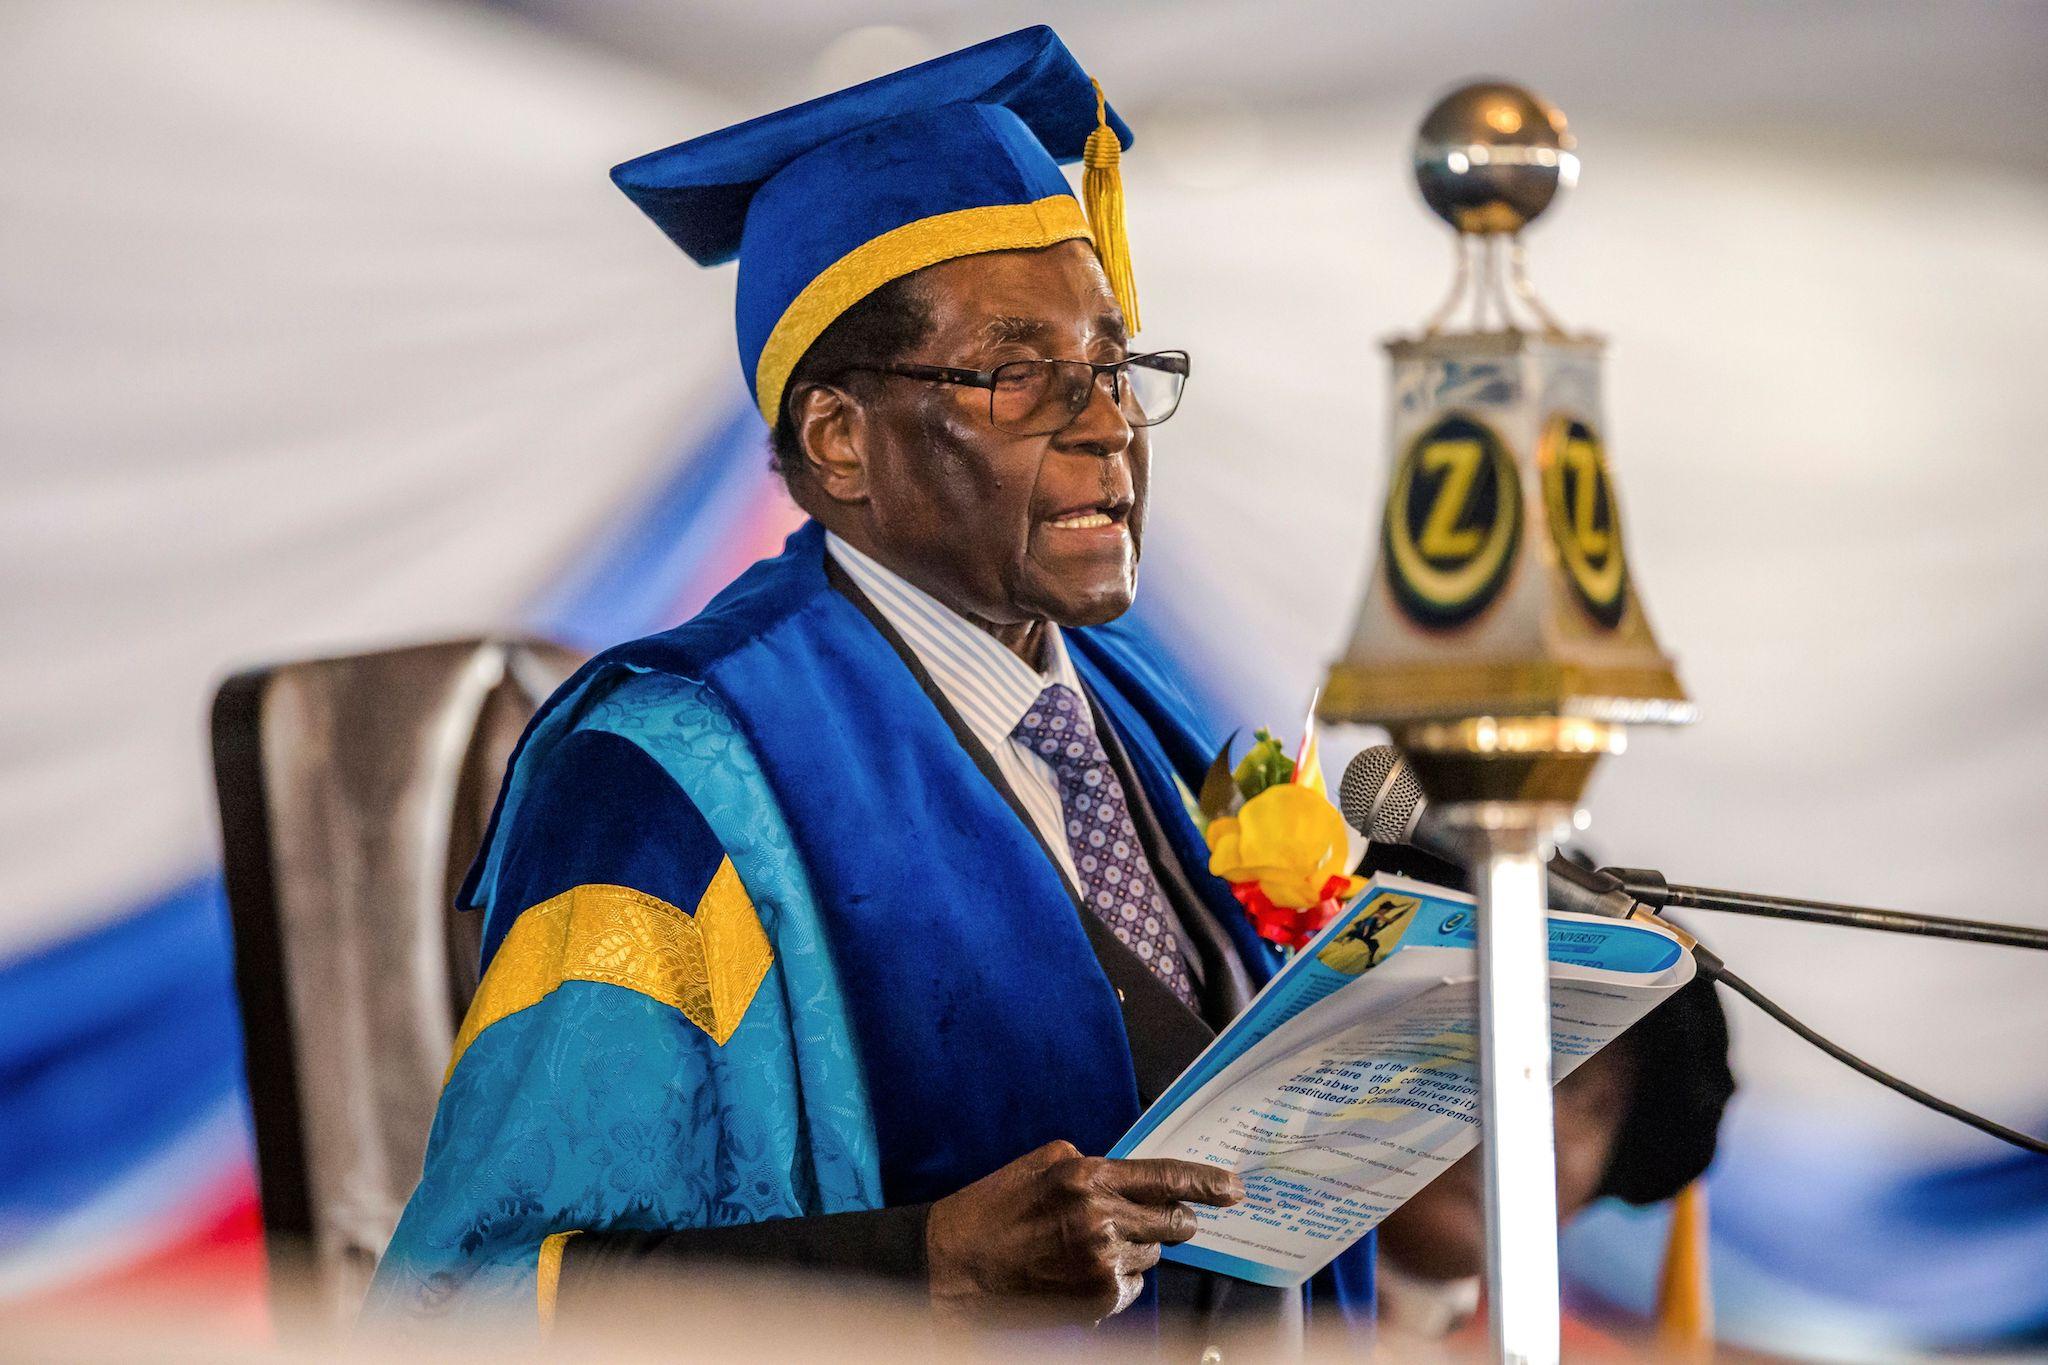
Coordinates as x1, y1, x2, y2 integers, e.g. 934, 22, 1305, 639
1199, 708, 1365, 954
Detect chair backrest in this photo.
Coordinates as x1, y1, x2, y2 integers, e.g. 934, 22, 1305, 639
211, 637, 582, 1320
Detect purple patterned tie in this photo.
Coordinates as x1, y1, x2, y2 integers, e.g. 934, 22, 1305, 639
1013, 683, 1196, 1007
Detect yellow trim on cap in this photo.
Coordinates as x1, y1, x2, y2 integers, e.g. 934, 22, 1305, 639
753, 192, 1093, 424
537, 1229, 580, 1330
444, 865, 774, 1085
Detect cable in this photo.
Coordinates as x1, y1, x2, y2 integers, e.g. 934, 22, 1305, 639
1711, 964, 2048, 1158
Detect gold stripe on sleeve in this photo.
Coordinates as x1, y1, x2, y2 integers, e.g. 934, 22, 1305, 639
444, 864, 775, 1084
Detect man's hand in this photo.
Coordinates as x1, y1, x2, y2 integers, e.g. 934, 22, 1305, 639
924, 1140, 1244, 1326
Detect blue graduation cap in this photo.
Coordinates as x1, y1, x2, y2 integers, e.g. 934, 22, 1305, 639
611, 26, 1138, 426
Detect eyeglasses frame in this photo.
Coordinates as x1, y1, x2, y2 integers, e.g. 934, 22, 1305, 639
832, 349, 1190, 434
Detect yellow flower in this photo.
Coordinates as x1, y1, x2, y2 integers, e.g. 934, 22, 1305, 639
1205, 784, 1366, 909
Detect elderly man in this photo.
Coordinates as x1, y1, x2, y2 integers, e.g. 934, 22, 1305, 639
367, 26, 1373, 1342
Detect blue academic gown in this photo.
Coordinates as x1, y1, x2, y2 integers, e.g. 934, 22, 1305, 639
366, 520, 1374, 1333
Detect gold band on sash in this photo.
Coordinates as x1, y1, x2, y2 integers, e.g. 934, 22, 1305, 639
446, 863, 774, 1083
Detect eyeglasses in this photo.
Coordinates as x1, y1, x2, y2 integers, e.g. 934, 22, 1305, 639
842, 350, 1189, 436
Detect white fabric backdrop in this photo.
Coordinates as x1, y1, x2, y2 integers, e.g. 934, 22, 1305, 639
0, 0, 736, 956
5, 0, 2043, 1150
2, 0, 2045, 1343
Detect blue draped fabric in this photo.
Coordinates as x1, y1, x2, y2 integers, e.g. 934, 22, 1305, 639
366, 670, 880, 1320
380, 519, 1373, 1328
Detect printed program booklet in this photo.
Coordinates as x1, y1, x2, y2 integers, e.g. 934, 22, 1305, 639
1109, 872, 1696, 1288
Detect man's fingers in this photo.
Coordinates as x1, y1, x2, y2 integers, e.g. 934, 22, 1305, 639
1108, 1198, 1200, 1247
1097, 1157, 1244, 1208
1021, 1138, 1083, 1172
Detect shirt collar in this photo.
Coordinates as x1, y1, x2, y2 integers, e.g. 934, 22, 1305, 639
824, 530, 1081, 751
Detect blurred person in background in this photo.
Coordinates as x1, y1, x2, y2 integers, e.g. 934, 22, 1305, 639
1374, 972, 1734, 1345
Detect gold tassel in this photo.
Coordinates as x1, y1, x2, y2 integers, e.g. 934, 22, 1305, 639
1655, 1180, 1714, 1355
1082, 78, 1141, 334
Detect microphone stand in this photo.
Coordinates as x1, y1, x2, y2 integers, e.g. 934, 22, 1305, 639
1605, 867, 2048, 951
1469, 815, 1566, 1365
1591, 866, 2048, 1155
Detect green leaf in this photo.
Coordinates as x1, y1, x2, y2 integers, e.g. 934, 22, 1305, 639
1233, 727, 1295, 801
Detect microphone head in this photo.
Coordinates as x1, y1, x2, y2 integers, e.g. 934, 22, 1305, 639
1339, 745, 1428, 843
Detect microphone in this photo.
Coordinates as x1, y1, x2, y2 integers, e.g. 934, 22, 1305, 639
1337, 744, 1645, 923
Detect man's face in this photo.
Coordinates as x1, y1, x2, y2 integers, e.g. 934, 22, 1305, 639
813, 239, 1148, 631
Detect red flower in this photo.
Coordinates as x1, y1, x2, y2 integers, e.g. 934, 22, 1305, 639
1228, 875, 1354, 952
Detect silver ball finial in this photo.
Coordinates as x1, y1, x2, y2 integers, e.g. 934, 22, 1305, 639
1413, 82, 1577, 234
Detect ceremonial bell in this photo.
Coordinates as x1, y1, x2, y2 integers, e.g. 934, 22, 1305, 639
1319, 83, 1693, 1365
